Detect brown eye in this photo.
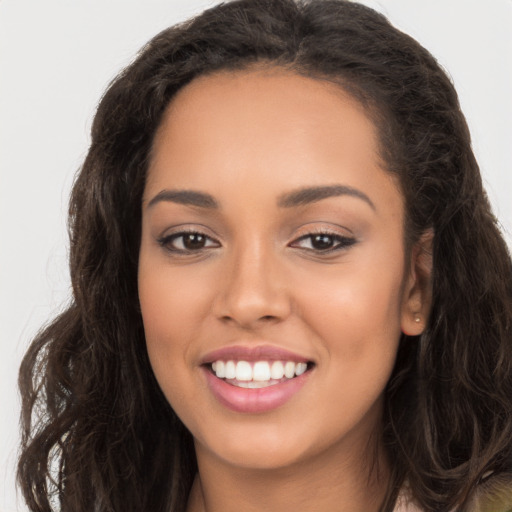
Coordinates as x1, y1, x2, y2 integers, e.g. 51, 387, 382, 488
182, 233, 207, 250
158, 232, 220, 253
311, 234, 336, 250
291, 233, 356, 253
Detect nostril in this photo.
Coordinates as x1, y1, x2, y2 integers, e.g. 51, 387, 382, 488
219, 314, 278, 324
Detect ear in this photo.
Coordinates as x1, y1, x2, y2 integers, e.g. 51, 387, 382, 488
401, 229, 433, 336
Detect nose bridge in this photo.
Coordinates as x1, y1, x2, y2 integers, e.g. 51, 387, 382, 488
217, 235, 290, 327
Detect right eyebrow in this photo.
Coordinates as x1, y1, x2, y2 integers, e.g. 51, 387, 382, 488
145, 189, 219, 209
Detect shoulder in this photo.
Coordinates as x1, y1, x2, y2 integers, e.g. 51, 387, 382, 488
467, 473, 512, 512
393, 484, 423, 512
394, 474, 512, 512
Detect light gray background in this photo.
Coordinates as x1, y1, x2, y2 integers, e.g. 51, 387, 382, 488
1, 1, 511, 510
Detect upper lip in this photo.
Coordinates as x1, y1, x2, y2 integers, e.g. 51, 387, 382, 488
200, 344, 312, 365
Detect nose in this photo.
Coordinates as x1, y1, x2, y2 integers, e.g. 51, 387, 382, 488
213, 243, 291, 329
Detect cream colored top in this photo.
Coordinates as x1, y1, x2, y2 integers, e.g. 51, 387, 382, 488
393, 487, 423, 512
394, 474, 512, 512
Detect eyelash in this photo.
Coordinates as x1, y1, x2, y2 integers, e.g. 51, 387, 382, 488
157, 229, 356, 255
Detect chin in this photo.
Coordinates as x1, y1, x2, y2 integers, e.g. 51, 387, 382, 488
193, 418, 353, 474
212, 445, 309, 472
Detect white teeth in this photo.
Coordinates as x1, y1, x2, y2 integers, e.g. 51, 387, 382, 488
295, 362, 307, 376
215, 360, 225, 378
284, 361, 295, 379
270, 361, 285, 380
235, 361, 252, 381
211, 359, 309, 382
225, 360, 236, 380
253, 361, 271, 381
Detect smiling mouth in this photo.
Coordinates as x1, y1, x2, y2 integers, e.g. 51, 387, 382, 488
207, 360, 315, 389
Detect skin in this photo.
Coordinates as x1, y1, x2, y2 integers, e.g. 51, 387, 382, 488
138, 68, 431, 512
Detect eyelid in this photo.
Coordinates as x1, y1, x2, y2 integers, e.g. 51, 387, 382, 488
156, 223, 220, 240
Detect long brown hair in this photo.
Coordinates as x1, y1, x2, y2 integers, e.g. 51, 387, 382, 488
18, 1, 512, 511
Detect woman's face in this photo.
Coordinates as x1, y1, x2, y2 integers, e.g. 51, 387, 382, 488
138, 68, 425, 471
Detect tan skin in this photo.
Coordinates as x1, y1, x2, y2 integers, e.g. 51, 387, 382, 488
138, 68, 431, 512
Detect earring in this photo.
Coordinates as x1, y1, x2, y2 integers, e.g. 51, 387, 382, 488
414, 315, 421, 323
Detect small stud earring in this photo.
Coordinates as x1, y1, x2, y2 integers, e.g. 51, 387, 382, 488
414, 315, 421, 323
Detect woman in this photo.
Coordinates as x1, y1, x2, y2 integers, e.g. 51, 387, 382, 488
18, 0, 512, 511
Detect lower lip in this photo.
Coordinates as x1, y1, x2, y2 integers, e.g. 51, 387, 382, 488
203, 367, 311, 413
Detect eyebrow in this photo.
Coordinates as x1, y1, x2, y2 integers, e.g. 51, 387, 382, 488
147, 189, 219, 209
277, 185, 376, 211
146, 184, 375, 211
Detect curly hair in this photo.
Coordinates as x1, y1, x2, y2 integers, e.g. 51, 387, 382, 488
18, 1, 512, 511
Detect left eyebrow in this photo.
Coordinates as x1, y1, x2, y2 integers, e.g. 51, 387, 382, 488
277, 185, 376, 211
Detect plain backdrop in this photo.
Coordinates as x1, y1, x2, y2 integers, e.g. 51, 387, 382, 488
1, 1, 511, 510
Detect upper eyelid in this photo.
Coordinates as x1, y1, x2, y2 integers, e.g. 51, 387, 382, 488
289, 226, 355, 242
290, 233, 356, 246
294, 232, 353, 240
159, 230, 220, 244
164, 231, 218, 240
291, 222, 354, 236
157, 224, 221, 240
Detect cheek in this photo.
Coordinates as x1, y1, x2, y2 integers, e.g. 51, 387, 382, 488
138, 274, 199, 425
298, 262, 404, 415
138, 256, 201, 390
138, 254, 211, 342
293, 249, 405, 411
296, 259, 404, 341
137, 249, 227, 414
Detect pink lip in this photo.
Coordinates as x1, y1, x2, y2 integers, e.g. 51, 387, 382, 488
203, 367, 312, 413
200, 344, 311, 364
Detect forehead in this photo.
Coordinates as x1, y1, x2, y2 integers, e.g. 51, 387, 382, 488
152, 67, 381, 169
146, 67, 402, 220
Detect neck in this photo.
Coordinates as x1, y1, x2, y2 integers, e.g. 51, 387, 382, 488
187, 430, 390, 512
